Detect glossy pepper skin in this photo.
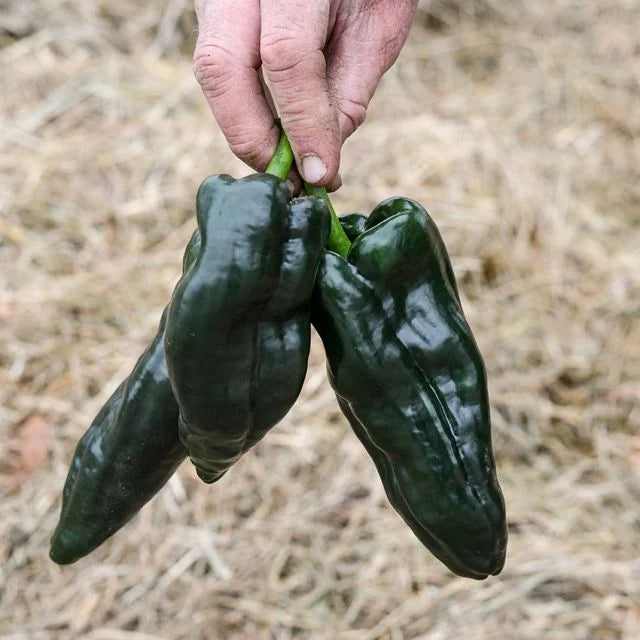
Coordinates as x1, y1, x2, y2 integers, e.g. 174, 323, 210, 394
339, 213, 367, 242
164, 174, 330, 483
312, 198, 507, 579
49, 232, 201, 565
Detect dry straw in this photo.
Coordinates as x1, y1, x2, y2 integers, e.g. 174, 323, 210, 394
1, 1, 639, 638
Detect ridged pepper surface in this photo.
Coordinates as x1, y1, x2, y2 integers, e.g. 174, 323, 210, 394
312, 197, 507, 579
49, 231, 201, 565
164, 174, 330, 483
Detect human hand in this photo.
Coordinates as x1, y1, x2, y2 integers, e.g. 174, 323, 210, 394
193, 0, 418, 189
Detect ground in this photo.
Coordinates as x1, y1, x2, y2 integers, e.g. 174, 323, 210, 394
1, 1, 639, 638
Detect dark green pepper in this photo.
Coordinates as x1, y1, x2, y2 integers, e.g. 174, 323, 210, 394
49, 232, 201, 565
164, 174, 330, 483
312, 199, 507, 579
338, 213, 368, 242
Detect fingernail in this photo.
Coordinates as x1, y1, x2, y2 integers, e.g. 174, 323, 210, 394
285, 178, 296, 196
301, 154, 327, 184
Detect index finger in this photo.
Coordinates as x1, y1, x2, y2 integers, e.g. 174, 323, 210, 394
194, 0, 279, 170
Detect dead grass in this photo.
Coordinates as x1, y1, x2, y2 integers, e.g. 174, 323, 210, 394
1, 1, 639, 638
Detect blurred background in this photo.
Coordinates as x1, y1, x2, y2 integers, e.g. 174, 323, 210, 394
1, 1, 639, 638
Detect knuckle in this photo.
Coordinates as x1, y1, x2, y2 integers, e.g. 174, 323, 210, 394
226, 133, 264, 168
283, 112, 332, 147
280, 93, 335, 130
193, 42, 237, 88
339, 98, 367, 136
260, 32, 306, 74
281, 100, 316, 122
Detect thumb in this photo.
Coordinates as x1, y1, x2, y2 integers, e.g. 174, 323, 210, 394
260, 0, 341, 186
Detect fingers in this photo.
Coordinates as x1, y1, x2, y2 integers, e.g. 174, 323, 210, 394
193, 0, 279, 171
260, 0, 340, 186
194, 0, 416, 185
327, 1, 418, 141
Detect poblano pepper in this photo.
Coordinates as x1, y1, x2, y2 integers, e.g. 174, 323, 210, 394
312, 198, 507, 580
339, 213, 368, 243
164, 173, 330, 483
49, 231, 201, 565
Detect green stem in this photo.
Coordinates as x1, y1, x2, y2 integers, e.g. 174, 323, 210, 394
265, 128, 294, 180
265, 127, 351, 258
303, 183, 351, 258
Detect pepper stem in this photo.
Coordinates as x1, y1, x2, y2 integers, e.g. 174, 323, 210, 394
265, 126, 352, 258
303, 183, 351, 258
265, 127, 294, 180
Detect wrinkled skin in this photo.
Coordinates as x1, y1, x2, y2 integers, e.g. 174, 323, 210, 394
312, 200, 508, 579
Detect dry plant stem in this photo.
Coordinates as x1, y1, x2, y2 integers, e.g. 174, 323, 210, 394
266, 128, 352, 258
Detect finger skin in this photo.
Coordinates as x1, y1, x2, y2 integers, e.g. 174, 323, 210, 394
194, 0, 417, 182
327, 0, 418, 140
193, 0, 279, 170
260, 0, 341, 185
